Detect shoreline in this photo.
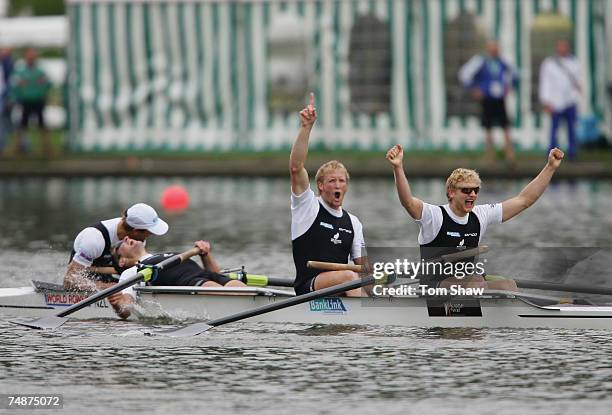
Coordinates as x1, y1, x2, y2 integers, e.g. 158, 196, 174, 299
1, 151, 611, 178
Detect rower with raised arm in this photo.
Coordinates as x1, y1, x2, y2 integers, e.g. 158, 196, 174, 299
289, 92, 367, 297
64, 203, 169, 291
108, 238, 247, 319
385, 144, 565, 290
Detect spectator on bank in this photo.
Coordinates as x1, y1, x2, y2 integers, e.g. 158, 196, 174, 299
10, 47, 52, 157
539, 39, 581, 161
459, 40, 517, 164
0, 48, 14, 156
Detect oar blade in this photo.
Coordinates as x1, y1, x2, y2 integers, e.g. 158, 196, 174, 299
10, 316, 69, 330
156, 322, 213, 337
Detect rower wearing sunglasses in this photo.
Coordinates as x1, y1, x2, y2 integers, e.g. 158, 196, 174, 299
385, 145, 565, 291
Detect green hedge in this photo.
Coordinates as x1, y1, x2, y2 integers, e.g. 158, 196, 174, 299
9, 0, 65, 16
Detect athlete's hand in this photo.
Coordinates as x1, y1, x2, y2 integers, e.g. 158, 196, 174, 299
299, 92, 317, 128
547, 147, 564, 169
108, 291, 124, 306
386, 144, 404, 168
194, 240, 211, 256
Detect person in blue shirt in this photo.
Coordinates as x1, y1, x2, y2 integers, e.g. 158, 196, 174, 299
459, 41, 518, 164
0, 47, 14, 155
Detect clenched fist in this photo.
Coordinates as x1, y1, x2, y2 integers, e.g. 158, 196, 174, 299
547, 147, 564, 169
386, 144, 404, 168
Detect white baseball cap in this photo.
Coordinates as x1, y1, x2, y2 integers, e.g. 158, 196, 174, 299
125, 203, 169, 235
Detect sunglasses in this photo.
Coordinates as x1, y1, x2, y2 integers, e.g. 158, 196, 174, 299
458, 187, 480, 195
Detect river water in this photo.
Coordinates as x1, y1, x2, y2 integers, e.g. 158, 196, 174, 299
1, 177, 612, 414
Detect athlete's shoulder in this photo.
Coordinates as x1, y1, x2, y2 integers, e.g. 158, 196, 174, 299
74, 226, 106, 246
346, 208, 360, 220
473, 203, 500, 214
100, 217, 121, 230
473, 203, 502, 225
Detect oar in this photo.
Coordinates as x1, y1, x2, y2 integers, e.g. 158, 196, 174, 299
440, 245, 489, 262
156, 274, 378, 337
509, 278, 612, 297
225, 271, 294, 287
11, 247, 201, 330
307, 261, 364, 272
157, 245, 490, 337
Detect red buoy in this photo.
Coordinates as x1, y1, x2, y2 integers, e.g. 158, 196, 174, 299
160, 185, 190, 212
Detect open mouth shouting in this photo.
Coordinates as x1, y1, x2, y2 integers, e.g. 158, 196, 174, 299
318, 168, 349, 209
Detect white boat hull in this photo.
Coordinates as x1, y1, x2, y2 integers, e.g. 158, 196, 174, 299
3, 283, 612, 330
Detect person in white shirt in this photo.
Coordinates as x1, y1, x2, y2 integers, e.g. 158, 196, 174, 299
385, 144, 564, 290
64, 203, 169, 291
539, 39, 581, 160
290, 93, 366, 297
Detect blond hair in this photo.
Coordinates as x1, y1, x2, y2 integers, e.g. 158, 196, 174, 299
446, 168, 481, 200
315, 161, 350, 193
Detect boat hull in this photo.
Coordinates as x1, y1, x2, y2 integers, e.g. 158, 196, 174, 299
3, 284, 612, 329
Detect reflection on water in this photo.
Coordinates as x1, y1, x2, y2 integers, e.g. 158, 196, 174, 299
422, 327, 487, 341
1, 177, 611, 250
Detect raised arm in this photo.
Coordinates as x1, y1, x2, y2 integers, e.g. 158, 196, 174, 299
289, 92, 317, 195
386, 144, 424, 220
501, 148, 564, 222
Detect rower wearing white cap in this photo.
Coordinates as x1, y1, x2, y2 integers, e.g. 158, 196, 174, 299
64, 203, 169, 291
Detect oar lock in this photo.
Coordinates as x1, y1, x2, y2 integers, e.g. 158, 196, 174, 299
227, 266, 248, 283
136, 263, 160, 283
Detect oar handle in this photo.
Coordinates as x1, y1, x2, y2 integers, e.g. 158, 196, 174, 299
56, 247, 202, 318
307, 261, 364, 273
306, 246, 489, 273
157, 247, 202, 270
438, 245, 489, 263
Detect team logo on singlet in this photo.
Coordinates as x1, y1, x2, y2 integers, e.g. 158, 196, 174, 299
457, 239, 466, 250
320, 221, 333, 230
330, 233, 342, 245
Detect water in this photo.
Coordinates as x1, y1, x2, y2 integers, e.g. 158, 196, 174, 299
1, 177, 612, 414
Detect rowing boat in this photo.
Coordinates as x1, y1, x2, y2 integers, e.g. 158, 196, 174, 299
3, 280, 612, 329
